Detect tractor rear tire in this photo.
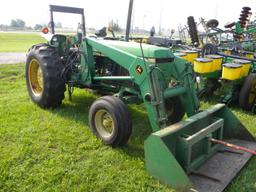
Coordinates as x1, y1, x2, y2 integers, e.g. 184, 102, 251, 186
239, 73, 256, 111
89, 96, 132, 147
25, 44, 66, 108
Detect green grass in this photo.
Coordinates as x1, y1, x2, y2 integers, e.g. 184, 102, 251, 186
0, 33, 46, 52
0, 64, 256, 192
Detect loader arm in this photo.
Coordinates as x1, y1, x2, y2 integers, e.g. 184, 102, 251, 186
84, 37, 199, 131
86, 37, 162, 131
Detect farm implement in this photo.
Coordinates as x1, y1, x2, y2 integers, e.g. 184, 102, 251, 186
173, 7, 256, 113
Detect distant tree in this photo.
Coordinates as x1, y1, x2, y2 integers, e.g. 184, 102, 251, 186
34, 24, 43, 30
10, 19, 26, 28
17, 19, 25, 28
10, 19, 17, 27
110, 20, 121, 32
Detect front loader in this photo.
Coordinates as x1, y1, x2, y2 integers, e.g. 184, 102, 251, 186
25, 4, 256, 192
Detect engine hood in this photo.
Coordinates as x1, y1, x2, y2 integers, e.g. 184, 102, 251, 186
98, 39, 173, 59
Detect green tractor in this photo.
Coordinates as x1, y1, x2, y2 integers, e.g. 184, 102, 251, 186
25, 4, 256, 192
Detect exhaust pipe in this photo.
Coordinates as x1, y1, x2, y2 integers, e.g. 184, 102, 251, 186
125, 0, 134, 41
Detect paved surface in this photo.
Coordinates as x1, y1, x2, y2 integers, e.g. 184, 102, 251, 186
0, 52, 26, 64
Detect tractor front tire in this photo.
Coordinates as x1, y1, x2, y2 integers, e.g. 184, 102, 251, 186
239, 73, 256, 111
89, 96, 132, 147
25, 44, 66, 108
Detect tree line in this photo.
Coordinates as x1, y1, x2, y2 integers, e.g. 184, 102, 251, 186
0, 18, 122, 33
0, 19, 62, 31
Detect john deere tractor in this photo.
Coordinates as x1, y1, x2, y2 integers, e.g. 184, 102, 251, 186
25, 4, 256, 192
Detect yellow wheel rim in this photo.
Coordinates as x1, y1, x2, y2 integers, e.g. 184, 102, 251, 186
94, 109, 114, 140
28, 59, 44, 96
248, 78, 256, 104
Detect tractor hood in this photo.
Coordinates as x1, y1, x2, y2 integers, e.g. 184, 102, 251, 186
98, 39, 173, 59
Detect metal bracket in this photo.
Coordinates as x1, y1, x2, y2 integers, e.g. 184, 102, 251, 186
178, 118, 224, 173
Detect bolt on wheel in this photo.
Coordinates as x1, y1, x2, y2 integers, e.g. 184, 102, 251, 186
94, 109, 115, 140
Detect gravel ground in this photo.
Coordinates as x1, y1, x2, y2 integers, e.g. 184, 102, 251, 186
0, 52, 26, 64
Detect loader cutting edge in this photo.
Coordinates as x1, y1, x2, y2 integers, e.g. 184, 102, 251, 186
144, 104, 255, 192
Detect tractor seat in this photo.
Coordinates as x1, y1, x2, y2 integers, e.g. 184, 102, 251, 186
224, 22, 236, 28
95, 27, 107, 37
206, 19, 219, 28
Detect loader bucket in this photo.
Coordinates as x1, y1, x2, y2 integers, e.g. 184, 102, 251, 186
144, 104, 256, 192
